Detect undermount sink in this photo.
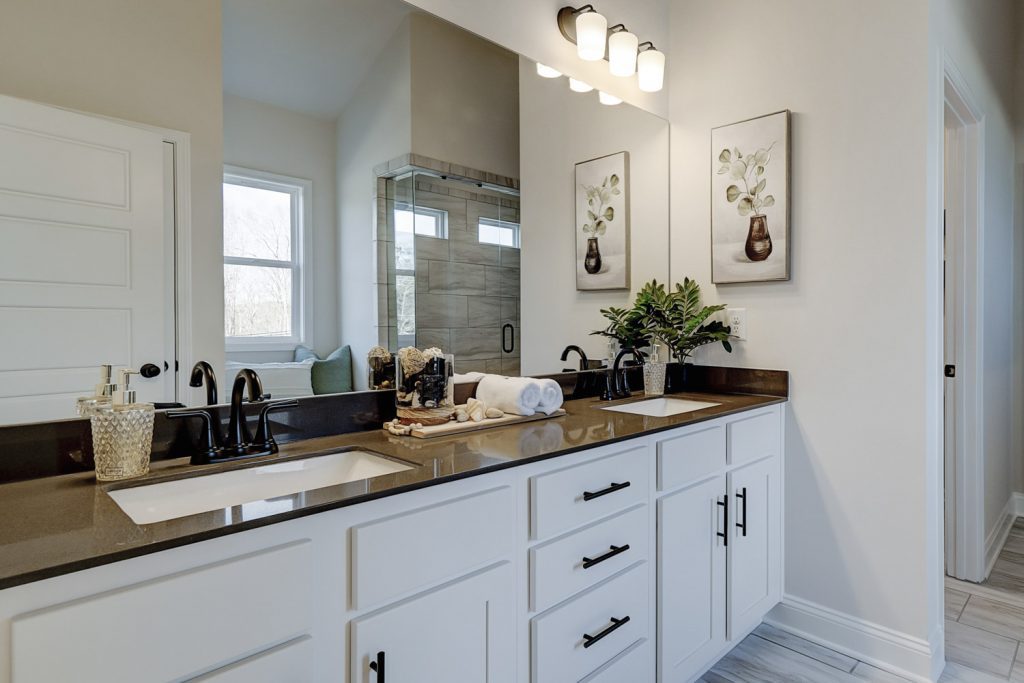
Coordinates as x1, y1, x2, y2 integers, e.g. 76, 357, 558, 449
108, 450, 413, 525
602, 397, 721, 418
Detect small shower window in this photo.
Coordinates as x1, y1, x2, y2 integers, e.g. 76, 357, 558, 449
478, 217, 520, 248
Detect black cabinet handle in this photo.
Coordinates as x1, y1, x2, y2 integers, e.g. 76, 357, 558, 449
735, 487, 748, 537
583, 615, 630, 649
717, 495, 729, 546
369, 651, 385, 681
582, 544, 630, 569
502, 323, 514, 353
583, 481, 630, 501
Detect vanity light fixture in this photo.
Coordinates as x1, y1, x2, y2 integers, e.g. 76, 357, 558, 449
608, 26, 638, 77
637, 42, 665, 92
563, 5, 607, 61
569, 78, 594, 93
536, 63, 563, 78
598, 91, 622, 106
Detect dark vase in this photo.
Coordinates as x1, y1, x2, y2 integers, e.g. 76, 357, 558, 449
584, 237, 602, 274
745, 214, 773, 262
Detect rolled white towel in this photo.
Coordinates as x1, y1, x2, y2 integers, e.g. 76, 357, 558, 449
454, 371, 486, 384
536, 378, 564, 416
476, 375, 542, 416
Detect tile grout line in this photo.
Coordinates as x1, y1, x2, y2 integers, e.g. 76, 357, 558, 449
749, 633, 858, 675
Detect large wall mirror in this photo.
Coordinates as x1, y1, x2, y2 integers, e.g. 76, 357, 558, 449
0, 0, 669, 426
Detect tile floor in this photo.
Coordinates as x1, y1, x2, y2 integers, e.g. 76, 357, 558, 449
701, 521, 1024, 682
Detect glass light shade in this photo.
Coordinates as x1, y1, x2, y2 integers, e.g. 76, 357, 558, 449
536, 63, 562, 78
637, 48, 665, 92
598, 91, 622, 106
569, 78, 593, 93
575, 11, 607, 61
608, 30, 639, 77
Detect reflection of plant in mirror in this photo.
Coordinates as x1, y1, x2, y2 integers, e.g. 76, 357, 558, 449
716, 144, 776, 217
580, 174, 621, 237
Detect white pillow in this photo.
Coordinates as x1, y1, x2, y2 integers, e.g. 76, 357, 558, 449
224, 359, 315, 398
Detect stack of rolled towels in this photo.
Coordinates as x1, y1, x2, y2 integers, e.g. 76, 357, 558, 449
455, 373, 564, 417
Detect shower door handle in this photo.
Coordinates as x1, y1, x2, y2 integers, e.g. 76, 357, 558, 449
502, 323, 514, 353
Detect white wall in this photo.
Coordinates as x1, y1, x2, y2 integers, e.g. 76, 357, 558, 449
668, 0, 939, 675
0, 0, 224, 407
937, 0, 1019, 557
410, 14, 520, 180
1015, 4, 1024, 498
519, 58, 669, 375
337, 19, 413, 388
404, 0, 670, 118
223, 94, 339, 364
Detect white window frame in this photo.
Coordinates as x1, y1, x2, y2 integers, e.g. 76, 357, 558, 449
394, 202, 449, 239
223, 165, 313, 353
478, 216, 520, 248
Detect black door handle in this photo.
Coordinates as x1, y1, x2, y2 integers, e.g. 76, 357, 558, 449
736, 487, 748, 537
502, 323, 514, 353
583, 615, 630, 648
582, 544, 630, 569
583, 481, 630, 501
717, 495, 729, 546
139, 363, 161, 378
369, 650, 385, 681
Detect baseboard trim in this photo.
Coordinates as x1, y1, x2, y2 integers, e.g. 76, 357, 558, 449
1013, 491, 1024, 518
765, 595, 935, 682
984, 494, 1018, 578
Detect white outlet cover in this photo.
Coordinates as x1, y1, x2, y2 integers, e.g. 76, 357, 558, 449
727, 308, 747, 341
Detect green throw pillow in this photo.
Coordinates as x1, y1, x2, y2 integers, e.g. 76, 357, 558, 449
311, 345, 353, 394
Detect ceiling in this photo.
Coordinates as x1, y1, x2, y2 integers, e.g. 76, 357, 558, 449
222, 0, 412, 119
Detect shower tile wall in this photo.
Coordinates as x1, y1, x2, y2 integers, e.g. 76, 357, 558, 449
412, 177, 520, 375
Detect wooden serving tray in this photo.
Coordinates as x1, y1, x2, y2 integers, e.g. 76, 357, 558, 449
409, 409, 566, 439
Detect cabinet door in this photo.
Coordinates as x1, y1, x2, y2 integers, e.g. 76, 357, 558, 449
727, 456, 781, 639
351, 563, 514, 683
657, 475, 726, 683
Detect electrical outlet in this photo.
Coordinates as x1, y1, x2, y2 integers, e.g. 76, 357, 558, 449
726, 308, 747, 341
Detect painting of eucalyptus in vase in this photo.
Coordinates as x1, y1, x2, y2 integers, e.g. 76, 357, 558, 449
711, 110, 790, 283
576, 151, 630, 290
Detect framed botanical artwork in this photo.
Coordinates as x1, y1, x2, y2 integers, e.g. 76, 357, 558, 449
711, 110, 791, 283
575, 151, 630, 290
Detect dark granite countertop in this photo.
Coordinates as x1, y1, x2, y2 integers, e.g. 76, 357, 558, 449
0, 391, 785, 590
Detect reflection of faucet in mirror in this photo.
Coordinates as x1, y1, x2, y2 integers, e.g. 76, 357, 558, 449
560, 345, 589, 371
601, 347, 644, 400
189, 361, 218, 405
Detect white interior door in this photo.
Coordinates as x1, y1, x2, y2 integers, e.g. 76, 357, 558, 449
0, 94, 173, 424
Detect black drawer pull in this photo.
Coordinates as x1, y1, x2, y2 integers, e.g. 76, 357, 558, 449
735, 487, 748, 537
582, 544, 630, 569
369, 651, 385, 681
583, 615, 630, 648
583, 481, 630, 501
717, 495, 729, 546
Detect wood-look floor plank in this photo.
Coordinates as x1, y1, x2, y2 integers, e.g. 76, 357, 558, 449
945, 619, 1018, 678
706, 633, 864, 682
959, 594, 1024, 640
1004, 530, 1024, 555
753, 623, 859, 672
849, 661, 911, 681
946, 589, 970, 620
940, 661, 1017, 682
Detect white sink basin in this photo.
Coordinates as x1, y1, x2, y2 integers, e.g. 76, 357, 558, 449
108, 450, 413, 525
602, 397, 721, 417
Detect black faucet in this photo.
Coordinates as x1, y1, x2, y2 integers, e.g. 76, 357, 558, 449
189, 361, 218, 405
225, 369, 265, 453
600, 347, 644, 400
560, 345, 590, 371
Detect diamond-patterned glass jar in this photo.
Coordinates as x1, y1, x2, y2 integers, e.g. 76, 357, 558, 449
90, 405, 155, 481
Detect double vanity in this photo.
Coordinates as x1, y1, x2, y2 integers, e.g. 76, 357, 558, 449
0, 378, 785, 683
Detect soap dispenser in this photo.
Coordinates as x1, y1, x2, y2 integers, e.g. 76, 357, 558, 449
90, 369, 155, 481
76, 364, 116, 417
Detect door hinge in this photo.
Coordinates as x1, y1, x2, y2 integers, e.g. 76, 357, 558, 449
944, 364, 956, 378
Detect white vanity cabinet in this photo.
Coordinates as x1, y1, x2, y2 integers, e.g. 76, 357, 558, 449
0, 402, 784, 683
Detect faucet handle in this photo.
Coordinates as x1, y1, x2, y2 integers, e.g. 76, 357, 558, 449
251, 399, 299, 452
167, 409, 222, 465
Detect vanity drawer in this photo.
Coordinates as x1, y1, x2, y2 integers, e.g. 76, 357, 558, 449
728, 408, 780, 466
580, 638, 651, 683
657, 424, 726, 491
531, 562, 649, 683
11, 541, 313, 683
530, 504, 648, 612
192, 636, 314, 682
350, 486, 514, 609
531, 446, 649, 540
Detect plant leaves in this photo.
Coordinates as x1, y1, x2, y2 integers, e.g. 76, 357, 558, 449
611, 187, 621, 195
729, 160, 747, 180
738, 197, 753, 216
718, 148, 732, 163
762, 195, 776, 208
595, 220, 606, 236
756, 165, 765, 176
610, 174, 620, 187
717, 164, 731, 175
603, 207, 615, 221
754, 178, 766, 195
587, 210, 597, 221
726, 185, 741, 202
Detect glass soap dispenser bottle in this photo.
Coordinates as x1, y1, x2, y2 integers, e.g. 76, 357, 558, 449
76, 364, 116, 417
90, 369, 155, 481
